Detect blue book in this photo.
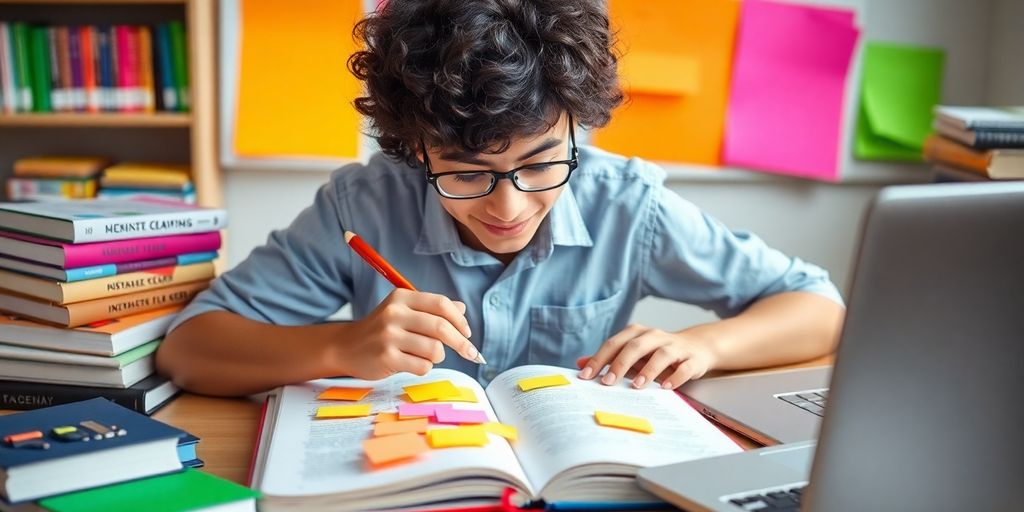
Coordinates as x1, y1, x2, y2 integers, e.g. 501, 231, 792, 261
154, 23, 176, 111
96, 25, 113, 111
0, 397, 185, 503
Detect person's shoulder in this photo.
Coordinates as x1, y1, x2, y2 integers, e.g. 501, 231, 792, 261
573, 145, 667, 187
326, 152, 426, 202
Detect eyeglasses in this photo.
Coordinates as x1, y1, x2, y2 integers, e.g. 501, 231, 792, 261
423, 120, 579, 200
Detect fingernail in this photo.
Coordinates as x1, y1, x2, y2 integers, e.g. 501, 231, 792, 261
633, 376, 646, 388
662, 380, 673, 389
464, 326, 472, 338
467, 345, 479, 360
601, 372, 616, 385
579, 367, 593, 379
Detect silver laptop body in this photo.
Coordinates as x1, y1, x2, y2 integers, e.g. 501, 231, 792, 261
638, 182, 1024, 511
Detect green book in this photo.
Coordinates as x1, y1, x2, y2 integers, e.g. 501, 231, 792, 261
167, 20, 189, 112
28, 25, 52, 112
12, 22, 33, 111
39, 469, 259, 512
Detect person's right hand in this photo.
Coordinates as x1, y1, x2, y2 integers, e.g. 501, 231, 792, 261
334, 288, 478, 380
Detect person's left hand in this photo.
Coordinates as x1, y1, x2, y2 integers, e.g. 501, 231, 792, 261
576, 324, 717, 390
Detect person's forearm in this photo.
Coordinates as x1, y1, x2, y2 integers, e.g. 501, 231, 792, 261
156, 311, 351, 397
682, 291, 845, 371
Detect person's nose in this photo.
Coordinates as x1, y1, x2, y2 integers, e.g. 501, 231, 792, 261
485, 178, 528, 223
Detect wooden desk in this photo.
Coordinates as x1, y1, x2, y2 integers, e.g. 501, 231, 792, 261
154, 356, 833, 485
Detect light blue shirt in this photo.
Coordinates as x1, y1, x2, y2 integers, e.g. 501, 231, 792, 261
170, 145, 843, 386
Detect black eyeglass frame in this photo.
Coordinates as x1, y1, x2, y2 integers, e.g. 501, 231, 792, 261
422, 118, 579, 200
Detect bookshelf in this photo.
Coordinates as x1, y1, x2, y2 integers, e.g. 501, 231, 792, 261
0, 0, 221, 208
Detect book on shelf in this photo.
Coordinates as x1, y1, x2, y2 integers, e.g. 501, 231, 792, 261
931, 164, 988, 183
934, 105, 1024, 132
5, 177, 97, 201
0, 251, 217, 283
0, 280, 207, 328
252, 365, 740, 511
0, 199, 227, 244
933, 118, 1024, 149
101, 163, 191, 187
0, 374, 178, 415
0, 398, 186, 503
0, 230, 221, 269
0, 262, 214, 304
39, 468, 258, 512
96, 188, 197, 205
0, 339, 158, 388
12, 157, 110, 179
923, 134, 1024, 179
0, 307, 179, 356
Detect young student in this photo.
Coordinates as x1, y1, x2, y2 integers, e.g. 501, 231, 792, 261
157, 0, 845, 396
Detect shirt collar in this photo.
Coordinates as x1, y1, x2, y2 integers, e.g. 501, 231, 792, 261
414, 184, 593, 264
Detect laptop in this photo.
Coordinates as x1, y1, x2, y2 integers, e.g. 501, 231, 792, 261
638, 182, 1024, 511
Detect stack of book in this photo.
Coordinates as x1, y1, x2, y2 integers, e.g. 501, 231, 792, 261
5, 156, 109, 202
0, 20, 189, 114
0, 398, 255, 510
97, 162, 196, 204
925, 106, 1024, 181
0, 198, 227, 415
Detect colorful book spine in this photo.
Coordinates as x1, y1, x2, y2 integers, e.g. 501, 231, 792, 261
0, 375, 178, 415
47, 27, 63, 111
154, 23, 177, 111
137, 25, 155, 112
0, 22, 15, 113
0, 261, 215, 304
5, 177, 97, 200
0, 229, 222, 268
80, 25, 98, 113
168, 20, 189, 111
28, 25, 52, 112
65, 251, 218, 282
67, 25, 85, 111
12, 22, 32, 111
56, 26, 72, 112
96, 25, 112, 111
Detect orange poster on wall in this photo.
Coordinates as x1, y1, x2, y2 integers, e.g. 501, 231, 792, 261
593, 0, 740, 165
234, 0, 363, 159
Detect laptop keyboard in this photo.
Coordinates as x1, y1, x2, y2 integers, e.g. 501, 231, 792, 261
775, 388, 828, 417
728, 485, 806, 511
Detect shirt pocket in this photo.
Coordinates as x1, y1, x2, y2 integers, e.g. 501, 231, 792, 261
528, 290, 624, 367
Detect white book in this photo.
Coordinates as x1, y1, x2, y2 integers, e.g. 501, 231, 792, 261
0, 199, 227, 243
0, 307, 177, 356
252, 365, 741, 511
0, 339, 158, 388
934, 105, 1024, 131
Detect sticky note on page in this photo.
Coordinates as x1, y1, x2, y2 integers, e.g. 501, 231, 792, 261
374, 412, 399, 423
403, 380, 461, 402
398, 403, 453, 419
427, 426, 490, 448
364, 432, 430, 466
374, 418, 430, 437
315, 404, 372, 419
399, 387, 479, 403
483, 422, 518, 441
434, 408, 489, 425
594, 410, 654, 434
317, 386, 373, 401
517, 374, 571, 392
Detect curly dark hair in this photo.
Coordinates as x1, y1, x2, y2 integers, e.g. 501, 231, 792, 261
348, 0, 622, 166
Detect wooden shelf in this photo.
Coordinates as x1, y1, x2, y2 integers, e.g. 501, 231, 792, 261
0, 112, 192, 128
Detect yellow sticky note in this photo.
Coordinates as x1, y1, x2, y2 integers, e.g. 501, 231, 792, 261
374, 417, 430, 437
427, 426, 490, 448
374, 412, 399, 423
315, 404, 372, 419
594, 411, 654, 434
400, 387, 478, 403
483, 422, 518, 441
403, 380, 461, 402
517, 374, 571, 392
619, 53, 700, 96
317, 386, 373, 401
363, 432, 430, 466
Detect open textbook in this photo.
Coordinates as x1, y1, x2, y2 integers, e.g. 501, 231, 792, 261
251, 365, 741, 511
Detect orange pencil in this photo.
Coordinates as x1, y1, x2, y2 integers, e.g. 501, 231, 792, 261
344, 230, 486, 365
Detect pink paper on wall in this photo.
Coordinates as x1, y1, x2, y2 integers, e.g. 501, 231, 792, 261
723, 0, 860, 181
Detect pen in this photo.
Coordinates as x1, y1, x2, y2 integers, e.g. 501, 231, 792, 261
344, 230, 487, 365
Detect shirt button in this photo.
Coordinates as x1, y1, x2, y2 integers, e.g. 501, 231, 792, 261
484, 367, 499, 380
489, 295, 501, 306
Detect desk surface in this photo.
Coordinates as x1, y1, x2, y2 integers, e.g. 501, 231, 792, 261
154, 357, 833, 485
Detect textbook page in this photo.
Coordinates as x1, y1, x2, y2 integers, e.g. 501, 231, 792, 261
486, 365, 742, 503
257, 369, 532, 506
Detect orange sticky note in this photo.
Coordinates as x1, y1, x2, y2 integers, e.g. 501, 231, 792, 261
317, 386, 373, 401
374, 417, 429, 437
235, 0, 362, 159
403, 380, 460, 402
593, 0, 741, 165
517, 374, 571, 392
427, 426, 490, 448
315, 404, 372, 419
399, 387, 479, 403
374, 412, 399, 423
594, 411, 654, 434
363, 432, 430, 466
483, 422, 518, 441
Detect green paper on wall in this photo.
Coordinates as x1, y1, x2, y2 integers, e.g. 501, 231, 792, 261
39, 469, 259, 512
854, 42, 945, 161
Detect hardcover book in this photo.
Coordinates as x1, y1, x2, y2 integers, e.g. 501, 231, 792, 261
0, 199, 227, 244
0, 397, 184, 502
0, 306, 180, 355
0, 229, 221, 269
0, 374, 179, 415
0, 339, 158, 388
0, 262, 214, 304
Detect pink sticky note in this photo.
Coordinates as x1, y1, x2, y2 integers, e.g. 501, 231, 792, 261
397, 403, 453, 419
434, 408, 489, 425
723, 0, 860, 181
